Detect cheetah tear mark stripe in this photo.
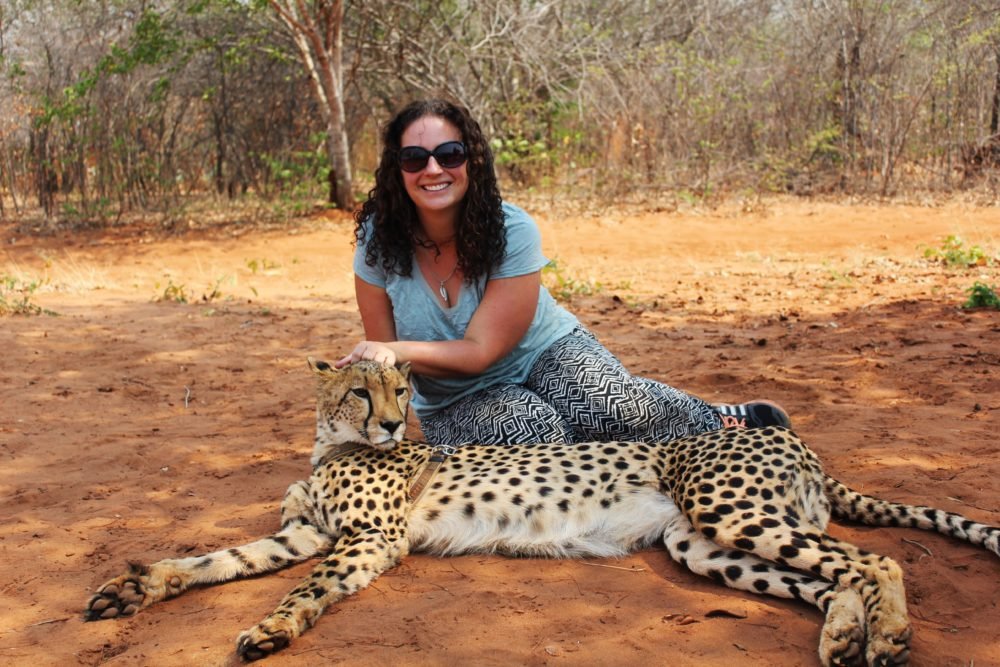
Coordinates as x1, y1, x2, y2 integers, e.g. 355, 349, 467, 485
421, 327, 722, 445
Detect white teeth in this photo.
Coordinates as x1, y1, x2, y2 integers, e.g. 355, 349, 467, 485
423, 183, 449, 191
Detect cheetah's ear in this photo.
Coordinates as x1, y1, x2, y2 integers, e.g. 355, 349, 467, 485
307, 357, 335, 374
397, 362, 412, 381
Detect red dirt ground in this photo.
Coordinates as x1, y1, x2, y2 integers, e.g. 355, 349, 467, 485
1, 197, 998, 666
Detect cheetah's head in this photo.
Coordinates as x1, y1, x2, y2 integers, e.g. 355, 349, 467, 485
307, 358, 412, 465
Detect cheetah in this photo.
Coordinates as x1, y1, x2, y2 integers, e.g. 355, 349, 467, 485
85, 359, 999, 665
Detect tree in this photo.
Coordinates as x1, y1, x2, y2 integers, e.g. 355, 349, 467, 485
267, 0, 352, 209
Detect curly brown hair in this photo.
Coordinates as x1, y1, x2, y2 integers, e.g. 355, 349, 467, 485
353, 99, 506, 283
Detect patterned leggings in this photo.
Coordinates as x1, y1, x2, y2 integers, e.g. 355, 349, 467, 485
419, 327, 722, 445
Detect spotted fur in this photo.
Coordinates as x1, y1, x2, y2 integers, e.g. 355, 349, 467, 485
85, 360, 999, 665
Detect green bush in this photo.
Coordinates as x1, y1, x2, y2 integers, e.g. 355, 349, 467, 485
963, 282, 1000, 309
0, 276, 56, 316
923, 235, 991, 268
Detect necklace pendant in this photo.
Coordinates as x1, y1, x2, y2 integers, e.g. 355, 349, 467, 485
439, 282, 450, 306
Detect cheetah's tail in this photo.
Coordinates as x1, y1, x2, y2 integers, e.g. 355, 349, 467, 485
823, 476, 1000, 558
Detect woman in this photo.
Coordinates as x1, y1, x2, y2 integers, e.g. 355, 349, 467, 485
336, 99, 788, 444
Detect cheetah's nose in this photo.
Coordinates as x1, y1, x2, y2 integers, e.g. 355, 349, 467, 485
381, 420, 403, 434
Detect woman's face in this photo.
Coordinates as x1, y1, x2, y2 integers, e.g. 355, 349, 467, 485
399, 115, 469, 224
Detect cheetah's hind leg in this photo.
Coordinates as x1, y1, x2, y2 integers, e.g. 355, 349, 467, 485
85, 480, 330, 621
662, 513, 866, 666
685, 502, 911, 665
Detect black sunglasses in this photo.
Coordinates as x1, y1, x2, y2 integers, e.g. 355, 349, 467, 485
398, 141, 467, 173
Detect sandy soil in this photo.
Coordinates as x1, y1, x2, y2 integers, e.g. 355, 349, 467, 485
1, 197, 998, 666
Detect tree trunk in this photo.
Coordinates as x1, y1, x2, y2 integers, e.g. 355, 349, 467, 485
325, 98, 353, 209
30, 124, 57, 218
269, 0, 353, 210
990, 43, 1000, 137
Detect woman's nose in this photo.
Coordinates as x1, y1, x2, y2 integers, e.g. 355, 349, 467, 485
423, 156, 444, 174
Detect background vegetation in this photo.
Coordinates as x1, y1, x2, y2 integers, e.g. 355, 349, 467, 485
2, 0, 1000, 228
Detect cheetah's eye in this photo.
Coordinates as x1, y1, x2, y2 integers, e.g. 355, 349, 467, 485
395, 388, 407, 397
351, 388, 370, 399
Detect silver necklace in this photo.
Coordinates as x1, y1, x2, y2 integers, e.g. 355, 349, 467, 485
418, 239, 458, 306
435, 260, 459, 306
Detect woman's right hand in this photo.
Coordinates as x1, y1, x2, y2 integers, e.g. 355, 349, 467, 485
335, 341, 398, 368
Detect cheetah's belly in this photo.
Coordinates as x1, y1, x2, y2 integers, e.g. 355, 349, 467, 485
406, 485, 681, 558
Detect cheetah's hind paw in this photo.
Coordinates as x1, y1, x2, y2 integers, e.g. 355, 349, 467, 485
866, 624, 912, 667
818, 589, 866, 666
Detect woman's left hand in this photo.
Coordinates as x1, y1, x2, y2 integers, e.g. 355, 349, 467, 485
335, 341, 398, 368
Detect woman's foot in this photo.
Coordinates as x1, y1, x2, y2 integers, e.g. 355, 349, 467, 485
714, 400, 791, 429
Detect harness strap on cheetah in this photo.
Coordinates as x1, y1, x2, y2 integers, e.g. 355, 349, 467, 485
322, 442, 458, 505
408, 444, 459, 504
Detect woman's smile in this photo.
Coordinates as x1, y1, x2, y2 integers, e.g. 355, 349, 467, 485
421, 182, 451, 192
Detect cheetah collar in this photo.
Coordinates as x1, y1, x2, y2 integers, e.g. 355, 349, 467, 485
407, 444, 459, 504
322, 442, 458, 504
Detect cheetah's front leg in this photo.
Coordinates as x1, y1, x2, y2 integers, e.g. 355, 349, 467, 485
86, 480, 329, 621
84, 561, 185, 620
236, 528, 408, 661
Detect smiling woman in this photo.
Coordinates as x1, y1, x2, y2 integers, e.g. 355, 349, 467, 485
335, 98, 790, 446
399, 117, 470, 242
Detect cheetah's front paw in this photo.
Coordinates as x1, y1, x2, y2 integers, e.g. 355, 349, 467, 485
236, 620, 297, 661
84, 563, 183, 621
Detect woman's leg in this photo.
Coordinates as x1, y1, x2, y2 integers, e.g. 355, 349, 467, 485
526, 327, 723, 442
419, 383, 575, 445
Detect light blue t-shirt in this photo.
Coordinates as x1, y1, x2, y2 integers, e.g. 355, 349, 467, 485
354, 202, 579, 417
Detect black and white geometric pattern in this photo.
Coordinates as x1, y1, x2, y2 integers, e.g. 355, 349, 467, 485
419, 383, 576, 445
420, 327, 722, 445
